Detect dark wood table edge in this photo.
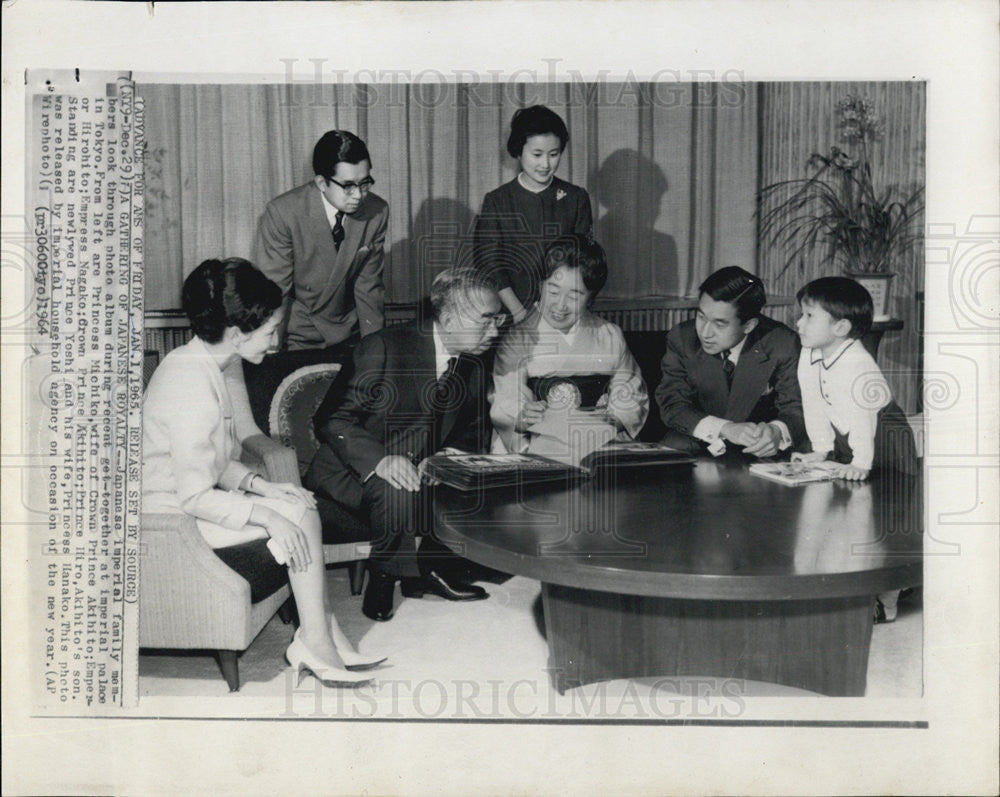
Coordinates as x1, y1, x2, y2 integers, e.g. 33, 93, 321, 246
434, 519, 923, 601
433, 489, 920, 697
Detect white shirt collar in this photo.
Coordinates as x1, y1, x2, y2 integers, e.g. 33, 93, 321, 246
318, 186, 341, 228
431, 323, 454, 378
809, 338, 855, 368
724, 334, 748, 363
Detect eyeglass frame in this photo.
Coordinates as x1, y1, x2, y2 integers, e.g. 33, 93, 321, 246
324, 175, 376, 196
446, 302, 508, 332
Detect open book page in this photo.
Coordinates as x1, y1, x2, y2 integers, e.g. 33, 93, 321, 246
526, 407, 618, 467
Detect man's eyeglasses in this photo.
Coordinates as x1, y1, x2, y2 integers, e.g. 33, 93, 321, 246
326, 177, 376, 196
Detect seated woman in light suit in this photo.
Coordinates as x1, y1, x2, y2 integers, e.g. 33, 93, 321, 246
491, 234, 648, 460
142, 258, 384, 685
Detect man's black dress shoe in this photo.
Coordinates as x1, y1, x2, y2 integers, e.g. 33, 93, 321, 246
362, 568, 397, 622
401, 570, 488, 602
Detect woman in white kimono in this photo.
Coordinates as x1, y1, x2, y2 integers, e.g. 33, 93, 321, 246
491, 234, 648, 460
143, 258, 384, 685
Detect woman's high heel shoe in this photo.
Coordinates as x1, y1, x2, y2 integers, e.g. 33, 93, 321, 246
285, 630, 374, 687
329, 616, 388, 671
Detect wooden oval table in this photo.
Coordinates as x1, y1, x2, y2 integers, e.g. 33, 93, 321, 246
434, 457, 922, 696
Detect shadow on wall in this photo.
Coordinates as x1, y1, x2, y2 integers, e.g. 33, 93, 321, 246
389, 197, 478, 304
591, 149, 680, 297
388, 151, 681, 303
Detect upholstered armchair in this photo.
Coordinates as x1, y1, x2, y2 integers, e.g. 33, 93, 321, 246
268, 363, 372, 594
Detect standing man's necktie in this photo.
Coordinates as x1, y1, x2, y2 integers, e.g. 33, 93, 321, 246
331, 212, 345, 251
720, 350, 735, 388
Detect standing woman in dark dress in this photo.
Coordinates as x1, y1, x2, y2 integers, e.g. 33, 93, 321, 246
475, 105, 594, 323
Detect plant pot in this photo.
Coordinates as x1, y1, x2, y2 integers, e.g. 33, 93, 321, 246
847, 272, 894, 322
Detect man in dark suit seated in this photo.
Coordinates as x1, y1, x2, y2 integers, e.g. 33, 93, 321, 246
305, 268, 505, 621
243, 130, 389, 431
656, 266, 805, 458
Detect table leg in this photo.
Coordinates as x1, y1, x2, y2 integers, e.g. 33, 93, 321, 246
541, 584, 875, 696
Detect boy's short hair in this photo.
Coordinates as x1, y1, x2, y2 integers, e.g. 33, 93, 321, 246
796, 276, 873, 338
312, 130, 371, 180
506, 105, 570, 159
698, 266, 767, 322
542, 233, 608, 299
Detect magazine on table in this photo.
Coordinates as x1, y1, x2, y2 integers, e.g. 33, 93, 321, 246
748, 460, 842, 486
422, 442, 695, 491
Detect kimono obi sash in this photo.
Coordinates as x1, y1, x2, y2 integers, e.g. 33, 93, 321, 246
528, 373, 612, 410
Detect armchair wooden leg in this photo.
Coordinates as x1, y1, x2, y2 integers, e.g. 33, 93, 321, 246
348, 560, 366, 595
217, 650, 240, 692
277, 597, 298, 626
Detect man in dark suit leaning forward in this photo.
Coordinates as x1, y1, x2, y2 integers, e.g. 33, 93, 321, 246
656, 266, 805, 458
306, 268, 505, 621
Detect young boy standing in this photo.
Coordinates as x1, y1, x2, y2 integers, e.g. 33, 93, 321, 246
792, 276, 916, 480
792, 276, 918, 623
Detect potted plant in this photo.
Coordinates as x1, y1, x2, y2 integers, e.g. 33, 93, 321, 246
757, 95, 924, 321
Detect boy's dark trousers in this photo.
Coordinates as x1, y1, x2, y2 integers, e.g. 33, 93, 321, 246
832, 400, 918, 475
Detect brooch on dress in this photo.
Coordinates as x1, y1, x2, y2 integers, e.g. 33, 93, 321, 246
556, 188, 566, 201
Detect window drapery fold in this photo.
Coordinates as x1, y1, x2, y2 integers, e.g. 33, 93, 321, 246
142, 81, 759, 307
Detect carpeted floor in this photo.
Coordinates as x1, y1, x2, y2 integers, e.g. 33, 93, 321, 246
139, 565, 922, 716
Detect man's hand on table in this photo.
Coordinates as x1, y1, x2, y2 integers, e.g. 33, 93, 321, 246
720, 422, 762, 449
741, 423, 783, 458
375, 455, 421, 492
417, 447, 465, 487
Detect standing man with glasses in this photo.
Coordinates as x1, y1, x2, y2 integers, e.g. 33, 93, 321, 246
245, 130, 389, 431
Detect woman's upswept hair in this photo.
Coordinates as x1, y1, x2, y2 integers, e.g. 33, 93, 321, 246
506, 105, 570, 159
542, 233, 608, 299
181, 257, 282, 343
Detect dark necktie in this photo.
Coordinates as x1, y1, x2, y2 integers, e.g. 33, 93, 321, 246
432, 357, 460, 449
331, 212, 344, 251
720, 350, 735, 388
435, 357, 459, 408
